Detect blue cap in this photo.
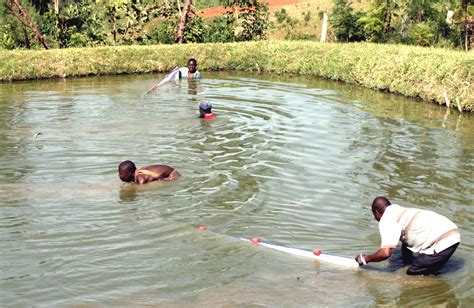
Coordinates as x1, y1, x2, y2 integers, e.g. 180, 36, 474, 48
199, 101, 212, 110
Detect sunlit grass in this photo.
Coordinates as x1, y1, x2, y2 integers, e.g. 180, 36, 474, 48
0, 41, 472, 111
267, 0, 370, 40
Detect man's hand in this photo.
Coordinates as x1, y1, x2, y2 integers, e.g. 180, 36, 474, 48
355, 254, 367, 266
355, 247, 393, 266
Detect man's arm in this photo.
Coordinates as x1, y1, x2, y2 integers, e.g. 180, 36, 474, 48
135, 173, 152, 184
355, 247, 393, 265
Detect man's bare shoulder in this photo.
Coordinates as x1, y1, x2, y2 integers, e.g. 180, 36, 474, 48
142, 164, 175, 173
138, 165, 180, 182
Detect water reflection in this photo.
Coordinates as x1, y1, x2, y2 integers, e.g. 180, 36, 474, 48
119, 184, 139, 203
399, 278, 458, 306
351, 256, 460, 305
345, 100, 473, 210
187, 79, 198, 96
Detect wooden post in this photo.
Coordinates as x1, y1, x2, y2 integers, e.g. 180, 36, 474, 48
320, 12, 328, 43
466, 25, 469, 51
464, 18, 469, 51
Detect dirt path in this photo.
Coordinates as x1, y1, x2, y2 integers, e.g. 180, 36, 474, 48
199, 0, 302, 18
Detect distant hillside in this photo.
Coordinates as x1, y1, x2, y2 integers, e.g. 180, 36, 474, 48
199, 0, 372, 40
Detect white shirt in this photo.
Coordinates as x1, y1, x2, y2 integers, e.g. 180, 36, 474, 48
379, 204, 460, 255
175, 67, 201, 79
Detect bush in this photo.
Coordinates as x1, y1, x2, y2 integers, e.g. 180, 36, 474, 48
331, 0, 364, 42
302, 11, 311, 25
206, 15, 236, 43
405, 22, 436, 46
274, 8, 288, 24
184, 16, 207, 43
0, 32, 16, 50
38, 11, 60, 48
357, 15, 384, 42
67, 33, 90, 47
148, 19, 177, 44
237, 2, 271, 41
0, 9, 37, 49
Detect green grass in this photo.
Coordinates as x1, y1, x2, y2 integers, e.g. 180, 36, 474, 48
0, 41, 472, 111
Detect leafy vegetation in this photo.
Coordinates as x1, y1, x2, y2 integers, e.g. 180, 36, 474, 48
1, 41, 472, 112
330, 0, 364, 41
330, 0, 474, 49
273, 7, 321, 40
1, 0, 471, 49
236, 1, 270, 41
0, 0, 271, 49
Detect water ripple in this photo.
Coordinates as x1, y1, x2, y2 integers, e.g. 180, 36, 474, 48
0, 73, 472, 306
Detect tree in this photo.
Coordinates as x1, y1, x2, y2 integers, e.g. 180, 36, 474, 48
459, 0, 474, 50
357, 0, 399, 41
176, 0, 191, 43
237, 0, 270, 40
221, 0, 257, 20
6, 0, 49, 48
330, 0, 364, 41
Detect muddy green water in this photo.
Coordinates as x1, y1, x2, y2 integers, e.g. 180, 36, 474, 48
0, 72, 473, 306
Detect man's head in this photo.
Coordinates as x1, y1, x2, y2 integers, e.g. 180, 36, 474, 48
199, 101, 212, 117
371, 196, 391, 221
187, 58, 198, 73
118, 160, 136, 182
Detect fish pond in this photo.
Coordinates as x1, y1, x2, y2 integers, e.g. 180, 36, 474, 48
0, 72, 473, 306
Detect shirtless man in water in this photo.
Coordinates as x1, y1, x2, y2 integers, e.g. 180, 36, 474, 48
118, 160, 180, 184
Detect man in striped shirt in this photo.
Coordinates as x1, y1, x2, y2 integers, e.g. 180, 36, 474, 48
355, 196, 460, 275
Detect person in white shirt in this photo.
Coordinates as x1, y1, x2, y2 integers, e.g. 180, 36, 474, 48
355, 196, 460, 275
143, 58, 201, 96
176, 58, 201, 79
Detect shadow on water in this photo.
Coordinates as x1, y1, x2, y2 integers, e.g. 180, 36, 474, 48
396, 278, 458, 306
363, 274, 459, 306
118, 184, 139, 203
118, 179, 180, 203
187, 79, 198, 96
354, 250, 460, 306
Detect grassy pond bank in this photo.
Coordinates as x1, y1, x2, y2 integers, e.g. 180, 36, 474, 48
0, 41, 472, 112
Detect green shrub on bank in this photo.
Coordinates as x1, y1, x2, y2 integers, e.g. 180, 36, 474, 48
0, 41, 472, 111
330, 0, 470, 49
